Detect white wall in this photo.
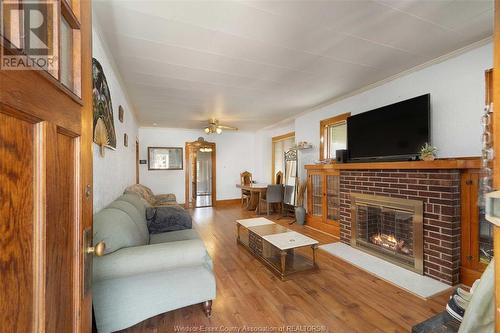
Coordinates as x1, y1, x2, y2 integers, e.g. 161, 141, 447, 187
255, 43, 492, 181
92, 27, 139, 212
139, 127, 256, 204
254, 122, 295, 183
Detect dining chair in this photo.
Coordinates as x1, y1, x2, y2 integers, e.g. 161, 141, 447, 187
275, 171, 283, 185
259, 185, 284, 216
240, 171, 253, 206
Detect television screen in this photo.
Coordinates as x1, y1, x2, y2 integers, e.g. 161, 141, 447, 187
347, 94, 430, 161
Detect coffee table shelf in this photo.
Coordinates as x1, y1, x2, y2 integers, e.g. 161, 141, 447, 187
236, 218, 319, 280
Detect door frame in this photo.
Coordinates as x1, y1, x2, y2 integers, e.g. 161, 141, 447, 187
136, 140, 140, 184
492, 0, 500, 328
185, 140, 216, 208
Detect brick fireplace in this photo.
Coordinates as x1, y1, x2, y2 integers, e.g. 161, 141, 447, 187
350, 193, 424, 274
339, 169, 461, 285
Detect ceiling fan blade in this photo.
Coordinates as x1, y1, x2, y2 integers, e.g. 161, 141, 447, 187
217, 125, 238, 130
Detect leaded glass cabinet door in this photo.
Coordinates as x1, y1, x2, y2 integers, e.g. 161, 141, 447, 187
308, 172, 324, 221
461, 170, 493, 286
325, 171, 340, 223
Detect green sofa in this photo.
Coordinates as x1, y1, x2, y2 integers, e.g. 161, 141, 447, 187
92, 193, 216, 333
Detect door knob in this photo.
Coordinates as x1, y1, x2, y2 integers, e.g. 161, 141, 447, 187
87, 241, 106, 256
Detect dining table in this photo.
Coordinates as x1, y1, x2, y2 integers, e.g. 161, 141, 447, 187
236, 183, 268, 214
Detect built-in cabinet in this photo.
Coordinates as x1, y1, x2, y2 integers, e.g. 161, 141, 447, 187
461, 170, 494, 285
306, 168, 341, 237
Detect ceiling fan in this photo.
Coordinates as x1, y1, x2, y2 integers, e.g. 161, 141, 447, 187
203, 119, 238, 134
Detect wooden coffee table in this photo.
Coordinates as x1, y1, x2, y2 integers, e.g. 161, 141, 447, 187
236, 217, 319, 280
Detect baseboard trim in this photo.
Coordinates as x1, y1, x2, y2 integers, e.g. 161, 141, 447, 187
215, 198, 240, 206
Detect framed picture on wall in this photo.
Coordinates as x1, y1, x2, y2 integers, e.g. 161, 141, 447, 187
148, 147, 183, 170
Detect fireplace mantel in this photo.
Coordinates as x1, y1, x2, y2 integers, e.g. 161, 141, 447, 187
305, 157, 480, 171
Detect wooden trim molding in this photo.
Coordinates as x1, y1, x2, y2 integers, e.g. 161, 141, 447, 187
319, 113, 350, 161
215, 198, 240, 206
305, 157, 481, 170
271, 132, 295, 184
272, 131, 295, 143
185, 141, 217, 208
491, 2, 500, 328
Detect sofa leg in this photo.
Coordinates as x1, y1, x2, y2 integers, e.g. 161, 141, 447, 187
202, 300, 212, 318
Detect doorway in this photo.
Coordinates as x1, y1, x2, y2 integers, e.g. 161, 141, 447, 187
136, 140, 140, 184
185, 138, 216, 208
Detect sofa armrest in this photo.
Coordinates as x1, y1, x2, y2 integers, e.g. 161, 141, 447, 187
154, 193, 177, 204
93, 239, 210, 282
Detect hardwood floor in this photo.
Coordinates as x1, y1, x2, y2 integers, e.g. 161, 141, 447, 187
120, 204, 450, 333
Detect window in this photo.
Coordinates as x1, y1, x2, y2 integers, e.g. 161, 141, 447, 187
320, 113, 350, 160
272, 132, 295, 184
2, 0, 82, 97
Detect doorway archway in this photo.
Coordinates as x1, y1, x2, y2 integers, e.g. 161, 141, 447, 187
185, 138, 216, 208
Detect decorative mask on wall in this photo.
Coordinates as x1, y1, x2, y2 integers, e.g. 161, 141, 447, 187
92, 58, 117, 156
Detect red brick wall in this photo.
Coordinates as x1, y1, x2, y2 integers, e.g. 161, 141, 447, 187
339, 169, 461, 285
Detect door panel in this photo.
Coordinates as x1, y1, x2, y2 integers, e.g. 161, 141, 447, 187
0, 111, 36, 332
0, 0, 92, 331
45, 127, 78, 332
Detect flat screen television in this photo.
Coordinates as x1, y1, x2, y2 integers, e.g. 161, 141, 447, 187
347, 94, 430, 162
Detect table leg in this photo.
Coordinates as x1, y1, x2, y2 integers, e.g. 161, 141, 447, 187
255, 191, 261, 214
236, 224, 241, 243
312, 244, 318, 267
280, 250, 287, 277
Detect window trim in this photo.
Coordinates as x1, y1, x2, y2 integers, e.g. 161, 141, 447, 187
271, 132, 295, 184
319, 113, 350, 161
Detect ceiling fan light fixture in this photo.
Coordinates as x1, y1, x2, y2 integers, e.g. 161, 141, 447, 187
216, 127, 222, 134
204, 127, 210, 134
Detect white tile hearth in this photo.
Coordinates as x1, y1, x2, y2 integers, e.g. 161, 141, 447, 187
319, 243, 451, 299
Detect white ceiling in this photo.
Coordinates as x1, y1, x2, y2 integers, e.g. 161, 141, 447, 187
93, 0, 493, 130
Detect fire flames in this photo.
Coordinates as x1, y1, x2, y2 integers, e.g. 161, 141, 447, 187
370, 233, 410, 255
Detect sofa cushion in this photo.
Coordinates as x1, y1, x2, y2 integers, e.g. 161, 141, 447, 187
93, 239, 210, 282
93, 208, 148, 254
93, 265, 216, 333
124, 184, 157, 206
107, 200, 149, 244
115, 193, 148, 218
149, 229, 200, 244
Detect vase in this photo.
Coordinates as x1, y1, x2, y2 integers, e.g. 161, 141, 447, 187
421, 154, 435, 161
295, 207, 306, 225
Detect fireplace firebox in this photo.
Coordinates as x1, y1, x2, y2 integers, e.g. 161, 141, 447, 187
350, 193, 424, 274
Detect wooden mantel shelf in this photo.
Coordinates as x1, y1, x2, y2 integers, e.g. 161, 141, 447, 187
305, 157, 481, 170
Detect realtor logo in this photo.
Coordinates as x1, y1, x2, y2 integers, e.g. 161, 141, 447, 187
1, 1, 57, 70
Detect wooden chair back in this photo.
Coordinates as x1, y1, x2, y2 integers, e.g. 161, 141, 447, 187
275, 171, 283, 184
240, 171, 253, 186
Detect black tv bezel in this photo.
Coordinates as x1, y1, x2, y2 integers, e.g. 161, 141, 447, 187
347, 94, 430, 162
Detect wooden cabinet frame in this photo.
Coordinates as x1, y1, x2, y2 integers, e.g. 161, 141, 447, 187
306, 168, 340, 237
461, 169, 490, 286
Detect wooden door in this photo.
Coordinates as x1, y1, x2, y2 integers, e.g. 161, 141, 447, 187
0, 1, 93, 332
